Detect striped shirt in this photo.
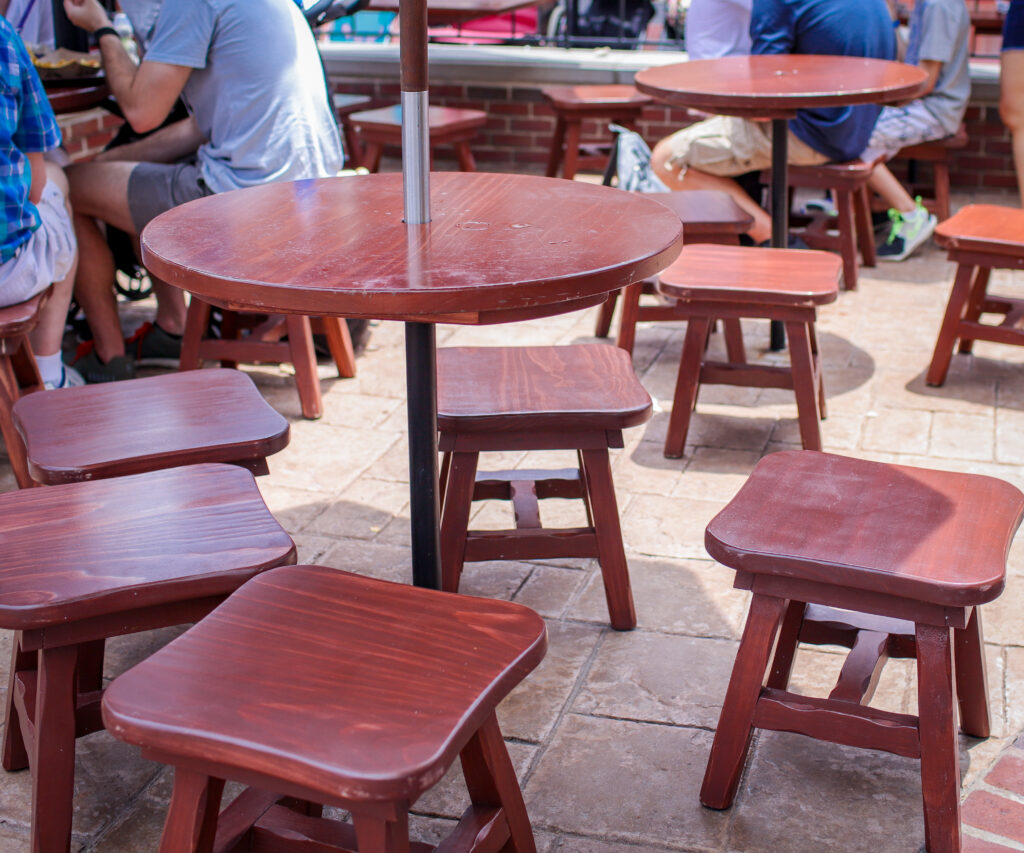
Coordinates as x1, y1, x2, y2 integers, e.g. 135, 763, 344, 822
0, 16, 61, 263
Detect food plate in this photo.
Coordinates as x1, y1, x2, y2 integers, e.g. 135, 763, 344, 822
32, 48, 102, 82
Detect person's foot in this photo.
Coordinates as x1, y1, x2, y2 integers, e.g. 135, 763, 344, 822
125, 321, 183, 367
43, 364, 85, 391
72, 345, 136, 383
877, 200, 937, 262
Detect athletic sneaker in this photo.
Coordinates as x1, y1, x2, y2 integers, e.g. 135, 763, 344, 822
72, 344, 136, 383
877, 200, 937, 262
125, 321, 182, 367
43, 365, 85, 391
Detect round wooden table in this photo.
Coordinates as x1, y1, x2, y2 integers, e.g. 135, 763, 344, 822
141, 171, 683, 588
635, 54, 928, 347
45, 80, 110, 116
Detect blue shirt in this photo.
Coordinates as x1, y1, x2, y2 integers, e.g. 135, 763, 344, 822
0, 16, 60, 263
750, 0, 896, 161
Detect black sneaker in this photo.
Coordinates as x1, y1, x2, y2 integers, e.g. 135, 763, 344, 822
125, 321, 183, 367
72, 345, 136, 383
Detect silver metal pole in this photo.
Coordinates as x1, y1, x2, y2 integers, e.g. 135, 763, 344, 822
402, 90, 431, 225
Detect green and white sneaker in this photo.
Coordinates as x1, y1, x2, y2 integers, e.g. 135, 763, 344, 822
877, 199, 937, 262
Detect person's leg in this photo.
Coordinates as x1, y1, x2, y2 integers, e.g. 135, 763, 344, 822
28, 163, 76, 361
1000, 50, 1024, 207
868, 163, 916, 214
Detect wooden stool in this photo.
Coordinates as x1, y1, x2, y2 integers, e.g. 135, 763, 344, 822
658, 244, 841, 458
181, 299, 356, 420
0, 289, 48, 488
333, 92, 375, 168
0, 463, 296, 853
12, 368, 289, 485
542, 85, 652, 180
350, 105, 488, 172
701, 450, 1024, 853
927, 204, 1024, 386
893, 124, 968, 222
437, 345, 649, 630
782, 156, 883, 291
593, 190, 755, 354
101, 564, 547, 853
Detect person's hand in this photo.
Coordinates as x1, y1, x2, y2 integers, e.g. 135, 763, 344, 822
62, 0, 112, 33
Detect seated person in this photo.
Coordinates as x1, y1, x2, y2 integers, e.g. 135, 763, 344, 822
684, 0, 752, 60
1001, 0, 1024, 207
0, 17, 81, 390
0, 0, 56, 50
865, 0, 970, 261
62, 0, 344, 383
652, 0, 896, 246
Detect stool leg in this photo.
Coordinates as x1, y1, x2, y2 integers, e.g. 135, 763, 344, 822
784, 321, 823, 451
460, 712, 536, 853
580, 448, 637, 631
664, 316, 711, 459
0, 361, 33, 489
454, 141, 477, 172
364, 143, 383, 173
916, 623, 961, 853
545, 116, 567, 178
76, 639, 105, 695
180, 297, 210, 371
935, 161, 951, 222
2, 633, 31, 771
957, 267, 991, 356
321, 317, 357, 378
30, 644, 78, 853
722, 319, 747, 365
439, 451, 479, 593
701, 594, 788, 810
285, 315, 323, 420
157, 769, 225, 853
954, 607, 990, 739
854, 185, 876, 269
809, 322, 827, 419
562, 120, 582, 181
594, 291, 618, 338
836, 189, 858, 291
766, 600, 806, 690
927, 263, 977, 386
353, 811, 411, 853
615, 282, 643, 355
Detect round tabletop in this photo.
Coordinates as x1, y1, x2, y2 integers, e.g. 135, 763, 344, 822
46, 81, 110, 116
140, 171, 684, 324
634, 55, 929, 119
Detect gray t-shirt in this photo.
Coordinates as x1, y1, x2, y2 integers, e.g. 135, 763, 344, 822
142, 0, 343, 193
906, 0, 971, 135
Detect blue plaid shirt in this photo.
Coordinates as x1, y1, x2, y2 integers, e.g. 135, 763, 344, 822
0, 17, 61, 262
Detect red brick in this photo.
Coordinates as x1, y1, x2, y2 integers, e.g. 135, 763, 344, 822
983, 173, 1020, 188
490, 102, 530, 116
964, 791, 1024, 843
510, 118, 554, 133
959, 156, 1011, 171
986, 755, 1024, 796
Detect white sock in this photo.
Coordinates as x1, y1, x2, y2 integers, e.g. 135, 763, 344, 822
34, 352, 64, 387
902, 205, 926, 223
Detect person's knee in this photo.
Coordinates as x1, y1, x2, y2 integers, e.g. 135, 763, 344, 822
651, 137, 677, 179
1001, 92, 1024, 132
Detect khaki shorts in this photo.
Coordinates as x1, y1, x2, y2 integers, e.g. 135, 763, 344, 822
662, 115, 829, 177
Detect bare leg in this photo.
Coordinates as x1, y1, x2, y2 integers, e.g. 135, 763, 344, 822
129, 235, 186, 335
1001, 50, 1024, 208
651, 139, 772, 242
28, 163, 76, 358
867, 163, 915, 214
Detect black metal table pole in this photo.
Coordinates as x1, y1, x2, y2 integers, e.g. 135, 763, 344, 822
769, 117, 788, 352
404, 321, 442, 589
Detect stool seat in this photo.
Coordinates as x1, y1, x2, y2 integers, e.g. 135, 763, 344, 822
934, 203, 1024, 260
437, 344, 651, 432
351, 105, 487, 173
899, 124, 969, 157
0, 290, 47, 488
540, 84, 653, 112
657, 244, 841, 306
0, 463, 296, 629
646, 190, 753, 237
0, 291, 46, 337
706, 450, 1024, 608
12, 368, 289, 484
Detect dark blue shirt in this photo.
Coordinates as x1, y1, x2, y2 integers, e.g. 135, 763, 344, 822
750, 0, 896, 161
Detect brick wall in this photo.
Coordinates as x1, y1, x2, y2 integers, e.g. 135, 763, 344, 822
57, 108, 123, 161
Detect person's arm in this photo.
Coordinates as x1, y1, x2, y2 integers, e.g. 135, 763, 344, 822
26, 150, 46, 203
91, 115, 206, 163
62, 0, 191, 133
916, 58, 942, 97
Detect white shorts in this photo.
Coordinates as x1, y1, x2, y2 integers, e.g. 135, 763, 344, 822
865, 101, 954, 160
0, 181, 77, 307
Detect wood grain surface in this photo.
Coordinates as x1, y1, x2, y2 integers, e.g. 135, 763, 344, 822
635, 55, 929, 117
935, 204, 1024, 256
102, 564, 548, 803
541, 85, 653, 111
140, 172, 684, 323
437, 345, 652, 432
0, 463, 296, 629
705, 451, 1024, 607
646, 190, 753, 234
13, 369, 289, 484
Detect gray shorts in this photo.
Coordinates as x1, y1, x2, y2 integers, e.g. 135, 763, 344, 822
865, 101, 953, 160
127, 161, 214, 234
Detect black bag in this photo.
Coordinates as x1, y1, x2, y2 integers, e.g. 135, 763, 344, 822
569, 0, 653, 47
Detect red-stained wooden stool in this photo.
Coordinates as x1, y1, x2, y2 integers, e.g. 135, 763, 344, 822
101, 564, 547, 853
701, 450, 1024, 853
542, 85, 652, 180
351, 105, 488, 172
0, 288, 48, 488
593, 190, 755, 354
927, 204, 1024, 387
893, 124, 968, 222
12, 368, 289, 485
780, 155, 884, 291
333, 93, 375, 168
0, 464, 296, 853
658, 244, 840, 458
437, 345, 649, 631
181, 300, 356, 420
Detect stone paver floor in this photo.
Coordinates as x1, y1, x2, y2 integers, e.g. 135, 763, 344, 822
2, 192, 1024, 851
